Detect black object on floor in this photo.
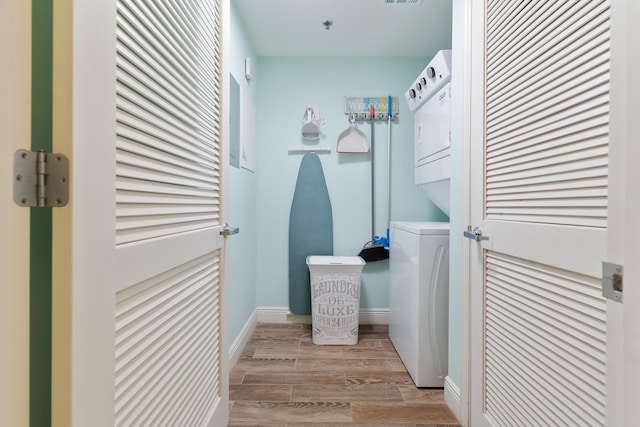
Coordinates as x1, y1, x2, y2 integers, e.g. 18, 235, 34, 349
358, 244, 389, 262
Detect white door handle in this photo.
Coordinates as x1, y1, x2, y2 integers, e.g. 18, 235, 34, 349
220, 223, 239, 237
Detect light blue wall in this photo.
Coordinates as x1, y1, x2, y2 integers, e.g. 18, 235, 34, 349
254, 56, 448, 311
226, 0, 258, 343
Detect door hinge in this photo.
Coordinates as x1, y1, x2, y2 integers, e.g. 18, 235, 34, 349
602, 261, 623, 303
13, 149, 69, 207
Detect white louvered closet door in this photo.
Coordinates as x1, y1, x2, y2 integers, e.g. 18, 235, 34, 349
468, 1, 610, 426
52, 0, 229, 426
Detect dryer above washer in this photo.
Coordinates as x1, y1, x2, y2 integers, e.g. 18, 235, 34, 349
405, 49, 453, 216
405, 49, 452, 113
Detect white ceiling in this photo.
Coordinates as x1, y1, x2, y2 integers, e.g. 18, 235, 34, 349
233, 0, 453, 57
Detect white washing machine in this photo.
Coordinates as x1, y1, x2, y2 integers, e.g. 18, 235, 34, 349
389, 221, 449, 387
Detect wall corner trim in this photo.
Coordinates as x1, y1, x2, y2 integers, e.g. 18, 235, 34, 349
228, 309, 257, 369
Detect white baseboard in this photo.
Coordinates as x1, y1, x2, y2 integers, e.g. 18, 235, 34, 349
444, 375, 464, 425
255, 306, 390, 325
358, 308, 390, 325
227, 309, 257, 369
255, 306, 311, 324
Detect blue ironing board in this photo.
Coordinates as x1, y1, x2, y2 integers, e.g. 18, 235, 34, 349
289, 153, 333, 315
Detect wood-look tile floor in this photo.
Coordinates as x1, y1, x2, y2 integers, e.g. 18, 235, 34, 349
229, 323, 461, 426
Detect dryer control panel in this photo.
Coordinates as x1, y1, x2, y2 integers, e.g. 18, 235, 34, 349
405, 49, 452, 113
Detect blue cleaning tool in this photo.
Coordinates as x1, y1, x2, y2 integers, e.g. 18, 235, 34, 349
374, 235, 389, 249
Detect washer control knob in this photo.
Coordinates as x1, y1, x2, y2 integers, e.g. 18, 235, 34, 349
426, 66, 436, 79
420, 77, 427, 86
415, 82, 422, 91
409, 88, 417, 98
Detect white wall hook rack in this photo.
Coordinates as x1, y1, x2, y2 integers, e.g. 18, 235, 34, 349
344, 96, 399, 121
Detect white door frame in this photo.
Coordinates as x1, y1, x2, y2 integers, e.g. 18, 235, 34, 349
607, 0, 640, 425
455, 0, 476, 425
0, 1, 31, 426
449, 0, 473, 425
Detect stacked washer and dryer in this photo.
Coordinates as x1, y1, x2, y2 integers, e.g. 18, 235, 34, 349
389, 50, 452, 388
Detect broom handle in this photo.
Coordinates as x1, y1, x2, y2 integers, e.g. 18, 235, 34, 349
387, 95, 392, 235
370, 104, 376, 241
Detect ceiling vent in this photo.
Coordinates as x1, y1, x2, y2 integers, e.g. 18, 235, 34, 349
381, 0, 423, 5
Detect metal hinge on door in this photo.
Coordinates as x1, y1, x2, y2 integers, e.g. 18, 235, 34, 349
13, 149, 69, 207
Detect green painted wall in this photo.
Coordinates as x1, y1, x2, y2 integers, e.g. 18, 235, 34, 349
30, 1, 52, 426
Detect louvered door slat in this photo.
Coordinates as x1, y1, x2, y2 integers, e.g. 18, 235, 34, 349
116, 217, 220, 245
115, 266, 216, 378
487, 128, 607, 167
118, 191, 216, 206
486, 116, 608, 163
487, 43, 609, 130
487, 188, 606, 203
487, 69, 609, 140
117, 212, 219, 230
486, 311, 603, 425
119, 2, 200, 89
487, 163, 607, 186
115, 252, 221, 426
487, 288, 604, 382
486, 155, 606, 184
116, 124, 215, 166
484, 252, 606, 426
485, 332, 590, 424
115, 162, 216, 190
116, 97, 215, 160
116, 288, 212, 408
116, 38, 201, 123
487, 100, 609, 151
115, 0, 221, 246
486, 330, 597, 425
117, 79, 215, 146
488, 145, 607, 178
484, 367, 551, 426
115, 55, 201, 134
488, 257, 606, 340
116, 151, 216, 184
117, 137, 215, 177
487, 176, 607, 194
487, 2, 565, 73
487, 1, 608, 94
117, 204, 216, 216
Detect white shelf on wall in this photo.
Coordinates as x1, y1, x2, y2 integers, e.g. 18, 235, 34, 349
288, 146, 332, 154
